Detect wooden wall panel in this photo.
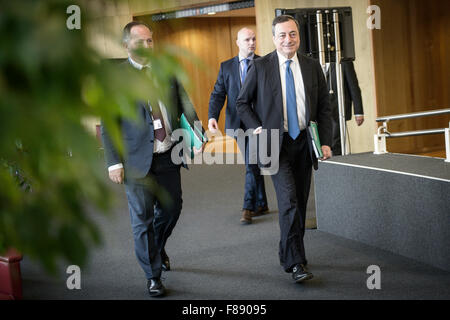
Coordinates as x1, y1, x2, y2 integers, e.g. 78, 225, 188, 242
142, 16, 257, 132
371, 0, 450, 154
370, 0, 414, 153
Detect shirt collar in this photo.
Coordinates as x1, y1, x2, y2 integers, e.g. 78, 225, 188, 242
239, 53, 255, 62
128, 55, 150, 70
277, 50, 299, 67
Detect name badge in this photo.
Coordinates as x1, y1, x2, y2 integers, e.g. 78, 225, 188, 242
153, 119, 163, 130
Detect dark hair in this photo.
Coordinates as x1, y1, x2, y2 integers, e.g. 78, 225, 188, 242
272, 15, 299, 36
122, 21, 153, 44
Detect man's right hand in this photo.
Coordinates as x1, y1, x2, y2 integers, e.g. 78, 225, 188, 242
109, 168, 124, 184
208, 118, 219, 133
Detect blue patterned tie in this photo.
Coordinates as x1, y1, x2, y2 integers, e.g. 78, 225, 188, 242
241, 58, 249, 83
286, 60, 300, 139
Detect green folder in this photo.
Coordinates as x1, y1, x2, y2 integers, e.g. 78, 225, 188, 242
180, 113, 207, 158
308, 121, 323, 159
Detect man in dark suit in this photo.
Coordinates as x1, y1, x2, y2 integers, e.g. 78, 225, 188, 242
326, 61, 364, 155
236, 15, 332, 283
208, 27, 268, 225
101, 21, 202, 297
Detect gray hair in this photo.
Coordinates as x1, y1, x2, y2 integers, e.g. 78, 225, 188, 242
272, 15, 299, 36
122, 21, 153, 45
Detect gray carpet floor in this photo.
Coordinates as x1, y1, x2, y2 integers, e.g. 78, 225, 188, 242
20, 163, 450, 300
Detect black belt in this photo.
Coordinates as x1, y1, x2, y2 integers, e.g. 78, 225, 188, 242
283, 130, 306, 141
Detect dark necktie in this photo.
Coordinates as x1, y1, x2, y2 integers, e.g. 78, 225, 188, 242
150, 102, 167, 142
141, 67, 167, 142
286, 60, 300, 139
241, 58, 249, 83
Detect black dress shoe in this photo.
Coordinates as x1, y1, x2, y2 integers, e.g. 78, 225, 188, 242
148, 278, 165, 297
292, 264, 313, 283
162, 251, 170, 271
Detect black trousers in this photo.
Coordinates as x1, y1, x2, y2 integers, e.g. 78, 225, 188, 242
124, 149, 182, 280
271, 131, 312, 272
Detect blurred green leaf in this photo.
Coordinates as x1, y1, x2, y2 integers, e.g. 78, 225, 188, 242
0, 0, 189, 275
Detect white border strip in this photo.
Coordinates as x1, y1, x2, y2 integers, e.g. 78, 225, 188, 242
322, 160, 450, 183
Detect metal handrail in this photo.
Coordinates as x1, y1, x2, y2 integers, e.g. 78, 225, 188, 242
387, 128, 445, 138
373, 108, 450, 162
376, 108, 450, 122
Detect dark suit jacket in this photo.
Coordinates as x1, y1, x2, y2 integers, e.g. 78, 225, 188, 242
208, 54, 260, 131
328, 61, 363, 121
236, 51, 332, 170
101, 63, 199, 179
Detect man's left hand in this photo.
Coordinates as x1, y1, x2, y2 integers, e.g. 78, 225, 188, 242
193, 143, 206, 155
321, 145, 332, 160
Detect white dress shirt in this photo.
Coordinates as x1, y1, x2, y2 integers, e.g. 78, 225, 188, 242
108, 56, 174, 172
277, 51, 307, 131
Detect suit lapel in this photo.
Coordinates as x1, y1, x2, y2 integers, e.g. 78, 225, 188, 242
298, 53, 312, 124
167, 80, 180, 129
230, 56, 241, 90
268, 51, 284, 128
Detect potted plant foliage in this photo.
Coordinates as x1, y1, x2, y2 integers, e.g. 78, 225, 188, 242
0, 0, 187, 299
